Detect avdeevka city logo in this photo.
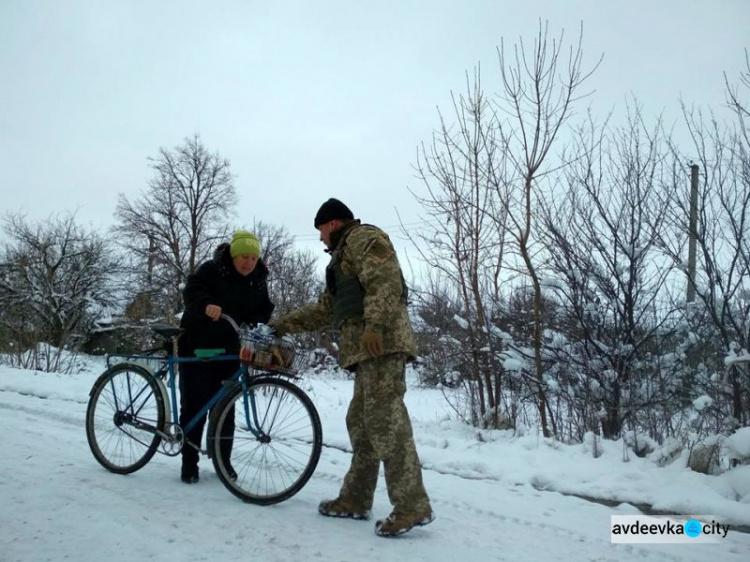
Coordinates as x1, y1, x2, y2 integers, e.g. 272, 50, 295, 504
684, 519, 702, 538
610, 515, 729, 543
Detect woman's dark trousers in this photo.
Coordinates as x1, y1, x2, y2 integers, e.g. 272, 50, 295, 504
179, 359, 238, 475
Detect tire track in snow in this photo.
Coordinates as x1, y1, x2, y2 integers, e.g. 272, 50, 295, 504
0, 394, 84, 428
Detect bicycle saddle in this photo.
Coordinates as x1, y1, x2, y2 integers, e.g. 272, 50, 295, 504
150, 323, 183, 339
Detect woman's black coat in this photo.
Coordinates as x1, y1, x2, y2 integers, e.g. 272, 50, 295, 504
178, 243, 274, 356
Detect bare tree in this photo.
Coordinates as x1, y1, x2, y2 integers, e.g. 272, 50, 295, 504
115, 134, 237, 322
0, 213, 121, 372
659, 65, 750, 427
725, 49, 750, 124
251, 221, 322, 317
489, 22, 600, 436
540, 105, 679, 439
408, 23, 599, 434
407, 69, 512, 428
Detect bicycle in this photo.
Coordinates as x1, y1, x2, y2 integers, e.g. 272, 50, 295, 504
85, 314, 322, 505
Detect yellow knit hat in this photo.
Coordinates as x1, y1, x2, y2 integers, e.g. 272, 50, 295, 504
229, 230, 261, 258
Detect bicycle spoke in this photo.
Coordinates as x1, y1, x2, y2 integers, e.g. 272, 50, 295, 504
208, 377, 322, 504
86, 364, 165, 474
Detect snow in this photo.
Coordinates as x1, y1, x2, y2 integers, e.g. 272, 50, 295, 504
453, 314, 469, 330
693, 395, 714, 412
725, 351, 750, 366
726, 427, 750, 460
1, 359, 750, 561
539, 276, 564, 291
489, 324, 513, 342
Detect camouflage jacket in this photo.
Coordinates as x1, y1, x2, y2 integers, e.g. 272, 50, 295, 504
271, 220, 416, 369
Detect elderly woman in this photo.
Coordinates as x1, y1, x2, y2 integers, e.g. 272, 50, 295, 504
177, 230, 274, 483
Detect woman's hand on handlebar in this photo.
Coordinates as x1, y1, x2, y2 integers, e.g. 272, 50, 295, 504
205, 304, 223, 321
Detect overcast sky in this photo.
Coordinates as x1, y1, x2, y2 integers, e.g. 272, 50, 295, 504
1, 0, 748, 262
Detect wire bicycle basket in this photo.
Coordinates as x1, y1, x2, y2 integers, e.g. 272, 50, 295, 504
238, 325, 304, 376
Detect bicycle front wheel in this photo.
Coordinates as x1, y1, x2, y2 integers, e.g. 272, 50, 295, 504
209, 376, 322, 505
86, 363, 166, 474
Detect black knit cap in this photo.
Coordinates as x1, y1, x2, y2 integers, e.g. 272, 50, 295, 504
314, 198, 354, 228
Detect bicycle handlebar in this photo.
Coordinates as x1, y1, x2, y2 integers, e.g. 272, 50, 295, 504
220, 313, 241, 333
220, 313, 275, 341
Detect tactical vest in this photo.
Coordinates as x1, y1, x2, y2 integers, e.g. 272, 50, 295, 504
325, 223, 408, 328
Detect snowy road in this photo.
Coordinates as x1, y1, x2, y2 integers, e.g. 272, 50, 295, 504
1, 382, 749, 562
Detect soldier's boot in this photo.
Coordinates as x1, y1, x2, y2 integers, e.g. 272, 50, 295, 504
374, 509, 435, 537
318, 497, 372, 521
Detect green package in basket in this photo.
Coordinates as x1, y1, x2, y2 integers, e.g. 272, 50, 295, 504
194, 348, 225, 358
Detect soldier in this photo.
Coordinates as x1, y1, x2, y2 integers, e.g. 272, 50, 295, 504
269, 198, 434, 537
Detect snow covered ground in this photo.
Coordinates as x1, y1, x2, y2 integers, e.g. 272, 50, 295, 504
1, 358, 749, 561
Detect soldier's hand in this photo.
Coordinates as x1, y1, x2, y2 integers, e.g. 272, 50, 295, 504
268, 321, 286, 337
360, 330, 384, 358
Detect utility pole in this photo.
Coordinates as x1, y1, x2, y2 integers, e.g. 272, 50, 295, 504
687, 164, 699, 303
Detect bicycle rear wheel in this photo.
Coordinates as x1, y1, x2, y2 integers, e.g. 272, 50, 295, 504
86, 363, 166, 474
209, 376, 322, 505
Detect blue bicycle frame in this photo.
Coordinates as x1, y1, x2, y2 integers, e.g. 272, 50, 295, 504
106, 351, 267, 448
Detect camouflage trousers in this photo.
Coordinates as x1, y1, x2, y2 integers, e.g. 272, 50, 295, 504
338, 353, 432, 515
